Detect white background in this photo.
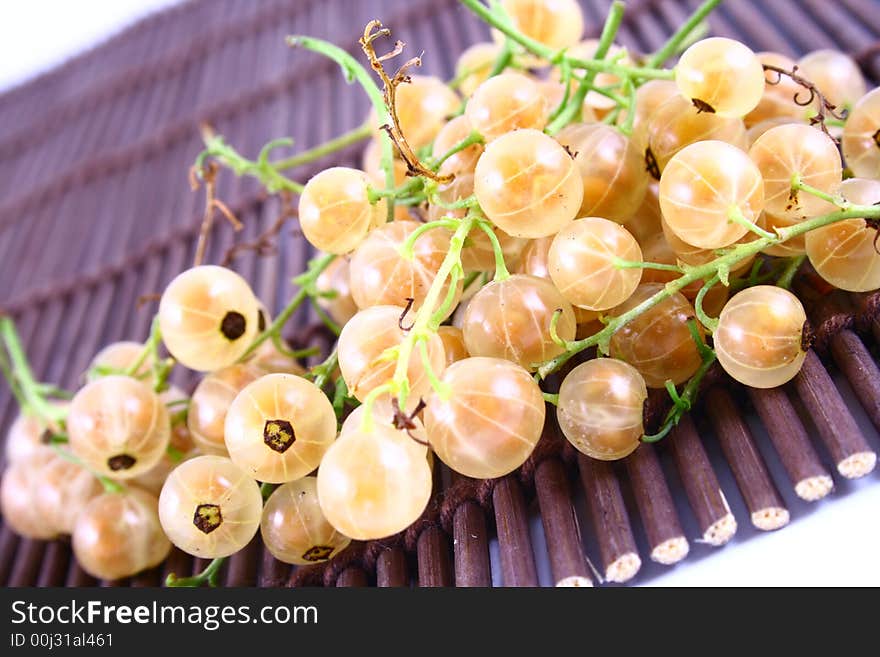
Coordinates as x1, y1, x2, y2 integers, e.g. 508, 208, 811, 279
2, 1, 879, 586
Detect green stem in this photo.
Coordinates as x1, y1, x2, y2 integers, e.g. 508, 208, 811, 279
546, 1, 625, 133
166, 557, 226, 587
0, 317, 67, 426
694, 275, 720, 333
431, 131, 484, 171
261, 482, 277, 501
288, 35, 396, 222
776, 255, 806, 290
646, 0, 722, 68
197, 134, 305, 194
273, 122, 372, 171
400, 218, 459, 259
536, 201, 880, 378
307, 298, 342, 337
459, 0, 672, 82
308, 348, 338, 391
391, 216, 476, 410
475, 219, 510, 281
614, 259, 683, 273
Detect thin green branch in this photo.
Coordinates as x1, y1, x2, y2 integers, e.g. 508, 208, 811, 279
288, 35, 396, 222
646, 0, 722, 68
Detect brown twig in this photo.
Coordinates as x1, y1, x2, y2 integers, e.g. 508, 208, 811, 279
359, 20, 452, 184
222, 193, 297, 266
191, 161, 244, 267
762, 64, 848, 140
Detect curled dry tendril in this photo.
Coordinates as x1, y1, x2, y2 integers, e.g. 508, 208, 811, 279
222, 192, 297, 266
359, 20, 452, 184
190, 159, 244, 267
398, 297, 416, 331
762, 63, 848, 140
391, 396, 428, 445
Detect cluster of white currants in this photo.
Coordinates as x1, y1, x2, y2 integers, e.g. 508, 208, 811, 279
2, 0, 880, 583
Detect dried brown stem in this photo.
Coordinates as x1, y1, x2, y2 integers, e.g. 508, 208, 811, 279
359, 20, 451, 184
762, 64, 847, 140
191, 162, 244, 267
222, 193, 296, 266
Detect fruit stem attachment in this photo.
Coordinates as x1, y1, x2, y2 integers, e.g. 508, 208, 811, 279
549, 309, 569, 350
642, 320, 717, 443
166, 557, 226, 587
431, 131, 485, 172
791, 174, 846, 207
474, 218, 511, 282
646, 0, 722, 67
727, 206, 774, 239
359, 20, 453, 185
694, 275, 720, 333
399, 218, 459, 260
546, 0, 624, 134
776, 255, 807, 290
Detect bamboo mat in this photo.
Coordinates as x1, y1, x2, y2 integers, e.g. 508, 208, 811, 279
0, 0, 879, 587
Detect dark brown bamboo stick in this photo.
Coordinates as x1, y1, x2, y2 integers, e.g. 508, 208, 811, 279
336, 567, 368, 587
705, 388, 790, 531
534, 458, 592, 586
452, 499, 492, 587
792, 350, 876, 479
224, 535, 260, 586
577, 455, 641, 583
625, 444, 689, 565
492, 475, 539, 587
668, 415, 737, 546
36, 541, 72, 587
417, 526, 453, 587
747, 386, 833, 501
161, 547, 193, 587
829, 329, 880, 433
0, 526, 20, 585
375, 546, 408, 587
8, 539, 47, 586
257, 548, 290, 588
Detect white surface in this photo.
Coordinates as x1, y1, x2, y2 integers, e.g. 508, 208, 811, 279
0, 0, 182, 92
4, 1, 880, 587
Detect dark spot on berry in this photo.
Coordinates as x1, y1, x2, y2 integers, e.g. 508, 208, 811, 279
264, 419, 296, 453
302, 545, 335, 562
39, 429, 53, 445
691, 98, 716, 114
257, 309, 267, 332
107, 454, 136, 471
800, 320, 814, 352
645, 147, 660, 180
220, 311, 247, 341
194, 504, 223, 534
873, 128, 880, 150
